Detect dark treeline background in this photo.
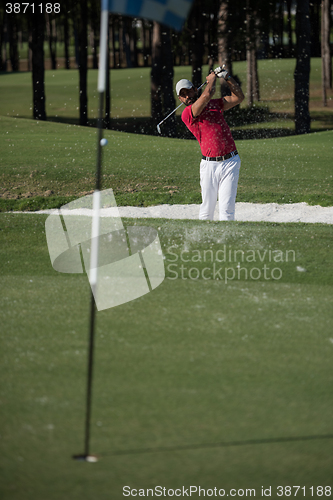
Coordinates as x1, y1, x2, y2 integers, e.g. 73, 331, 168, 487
0, 0, 332, 135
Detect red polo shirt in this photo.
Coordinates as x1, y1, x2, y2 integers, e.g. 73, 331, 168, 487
181, 98, 236, 157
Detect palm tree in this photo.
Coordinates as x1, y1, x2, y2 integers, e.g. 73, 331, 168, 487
151, 21, 163, 123
217, 0, 232, 75
321, 0, 331, 106
78, 0, 88, 126
294, 0, 311, 134
8, 12, 19, 71
189, 0, 205, 90
161, 28, 176, 136
246, 0, 260, 107
30, 9, 46, 120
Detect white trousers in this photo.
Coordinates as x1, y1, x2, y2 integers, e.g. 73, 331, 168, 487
199, 155, 241, 221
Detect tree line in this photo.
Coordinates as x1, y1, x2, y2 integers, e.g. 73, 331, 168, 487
0, 0, 332, 135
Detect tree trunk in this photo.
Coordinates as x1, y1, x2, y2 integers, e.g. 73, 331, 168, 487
151, 22, 163, 122
0, 10, 5, 71
148, 22, 153, 66
151, 23, 176, 135
28, 31, 32, 71
30, 10, 46, 120
189, 0, 204, 90
63, 12, 70, 69
278, 0, 284, 54
119, 17, 126, 67
246, 0, 260, 106
252, 48, 260, 101
46, 15, 57, 70
90, 0, 99, 70
78, 0, 88, 126
123, 18, 132, 67
217, 0, 232, 97
132, 18, 138, 67
321, 0, 330, 106
217, 0, 232, 71
141, 20, 149, 67
246, 47, 254, 106
111, 16, 119, 68
294, 0, 311, 134
104, 22, 111, 129
310, 0, 321, 57
207, 2, 217, 73
109, 20, 114, 68
8, 13, 19, 71
286, 0, 293, 57
161, 28, 176, 136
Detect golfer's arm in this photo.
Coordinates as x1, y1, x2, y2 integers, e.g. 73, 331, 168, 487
191, 81, 216, 118
223, 77, 245, 111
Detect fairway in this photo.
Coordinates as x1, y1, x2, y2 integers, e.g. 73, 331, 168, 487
1, 117, 332, 210
1, 213, 333, 500
1, 54, 333, 500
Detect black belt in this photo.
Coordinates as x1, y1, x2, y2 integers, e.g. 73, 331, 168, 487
202, 150, 238, 162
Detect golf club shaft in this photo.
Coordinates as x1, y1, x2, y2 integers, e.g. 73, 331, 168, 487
157, 81, 207, 131
158, 102, 184, 127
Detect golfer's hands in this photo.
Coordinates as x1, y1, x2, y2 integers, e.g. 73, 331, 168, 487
215, 65, 229, 80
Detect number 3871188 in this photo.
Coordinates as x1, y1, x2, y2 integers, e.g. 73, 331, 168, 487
6, 3, 61, 14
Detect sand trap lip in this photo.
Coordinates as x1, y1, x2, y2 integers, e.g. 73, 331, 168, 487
17, 202, 333, 224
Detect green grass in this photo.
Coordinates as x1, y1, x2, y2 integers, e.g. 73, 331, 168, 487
0, 59, 332, 134
0, 60, 333, 498
14, 40, 91, 60
1, 214, 333, 499
0, 116, 332, 210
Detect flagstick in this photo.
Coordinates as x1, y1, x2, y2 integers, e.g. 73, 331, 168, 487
73, 7, 109, 463
83, 175, 102, 460
72, 0, 193, 461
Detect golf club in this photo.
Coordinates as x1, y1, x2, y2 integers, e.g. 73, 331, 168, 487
156, 81, 206, 135
156, 67, 223, 134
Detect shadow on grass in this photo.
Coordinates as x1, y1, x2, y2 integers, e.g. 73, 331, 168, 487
310, 111, 333, 128
47, 107, 297, 140
102, 434, 333, 457
231, 128, 295, 140
23, 105, 333, 140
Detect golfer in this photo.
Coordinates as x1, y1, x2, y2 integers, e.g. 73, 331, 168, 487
176, 70, 244, 221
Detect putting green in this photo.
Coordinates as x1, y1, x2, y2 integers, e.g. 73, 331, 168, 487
0, 214, 332, 499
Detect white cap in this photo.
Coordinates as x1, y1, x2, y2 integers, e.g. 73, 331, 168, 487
176, 79, 194, 96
